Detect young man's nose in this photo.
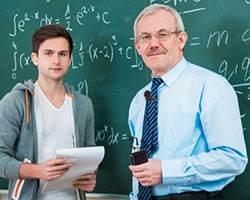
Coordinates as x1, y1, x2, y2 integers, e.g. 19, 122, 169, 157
52, 54, 60, 64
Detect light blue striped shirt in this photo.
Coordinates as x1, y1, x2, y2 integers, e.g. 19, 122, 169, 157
128, 58, 248, 199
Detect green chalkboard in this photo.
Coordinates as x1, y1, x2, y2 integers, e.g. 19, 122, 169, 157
0, 0, 249, 199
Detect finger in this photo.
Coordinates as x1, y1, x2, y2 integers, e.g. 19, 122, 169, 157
80, 173, 96, 180
80, 174, 92, 179
50, 168, 69, 176
44, 170, 65, 181
137, 176, 151, 183
129, 165, 144, 173
44, 158, 67, 168
48, 163, 72, 172
52, 158, 68, 165
74, 185, 95, 192
132, 169, 148, 179
73, 183, 96, 191
137, 177, 153, 187
46, 174, 62, 181
73, 182, 96, 188
73, 178, 96, 186
46, 158, 65, 165
128, 165, 134, 171
140, 181, 152, 187
140, 177, 155, 187
44, 171, 64, 181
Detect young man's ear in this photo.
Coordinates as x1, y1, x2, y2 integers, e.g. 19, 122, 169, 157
31, 53, 38, 66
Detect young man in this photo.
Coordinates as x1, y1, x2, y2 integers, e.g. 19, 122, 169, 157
0, 25, 96, 200
128, 4, 248, 200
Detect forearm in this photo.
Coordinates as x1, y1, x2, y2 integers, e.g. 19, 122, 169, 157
162, 147, 248, 186
0, 156, 22, 180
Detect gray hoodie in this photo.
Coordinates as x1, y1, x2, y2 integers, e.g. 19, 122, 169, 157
0, 80, 95, 200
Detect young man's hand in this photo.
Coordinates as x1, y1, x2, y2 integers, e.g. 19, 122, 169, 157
38, 158, 72, 181
72, 173, 96, 192
19, 158, 72, 181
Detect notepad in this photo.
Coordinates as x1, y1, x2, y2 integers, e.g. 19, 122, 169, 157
42, 146, 105, 193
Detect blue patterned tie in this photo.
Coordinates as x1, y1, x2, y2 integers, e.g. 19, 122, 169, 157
138, 77, 163, 200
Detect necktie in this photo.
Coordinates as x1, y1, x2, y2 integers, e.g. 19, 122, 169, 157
138, 77, 163, 200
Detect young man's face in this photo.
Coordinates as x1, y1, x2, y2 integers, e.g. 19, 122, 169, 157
31, 37, 71, 83
135, 9, 187, 77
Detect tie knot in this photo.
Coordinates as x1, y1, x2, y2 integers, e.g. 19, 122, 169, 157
150, 77, 163, 99
152, 77, 163, 88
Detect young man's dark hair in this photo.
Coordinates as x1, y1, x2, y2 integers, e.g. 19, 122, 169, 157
32, 24, 73, 55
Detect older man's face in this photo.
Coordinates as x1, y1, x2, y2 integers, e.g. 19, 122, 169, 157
135, 9, 187, 77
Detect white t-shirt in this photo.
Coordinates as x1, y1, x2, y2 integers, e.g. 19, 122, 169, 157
34, 82, 77, 200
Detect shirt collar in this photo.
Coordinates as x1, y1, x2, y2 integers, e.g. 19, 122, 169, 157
160, 57, 188, 87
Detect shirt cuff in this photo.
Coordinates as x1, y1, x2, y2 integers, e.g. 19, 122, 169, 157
129, 191, 138, 200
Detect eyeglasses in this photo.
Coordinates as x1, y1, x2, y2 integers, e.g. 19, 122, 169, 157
136, 31, 179, 43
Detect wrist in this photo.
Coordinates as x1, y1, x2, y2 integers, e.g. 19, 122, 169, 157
19, 163, 40, 179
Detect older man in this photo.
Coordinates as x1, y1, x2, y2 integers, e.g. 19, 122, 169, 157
128, 4, 248, 200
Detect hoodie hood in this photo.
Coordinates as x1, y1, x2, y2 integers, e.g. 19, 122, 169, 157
11, 80, 35, 129
11, 79, 35, 94
10, 79, 75, 129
